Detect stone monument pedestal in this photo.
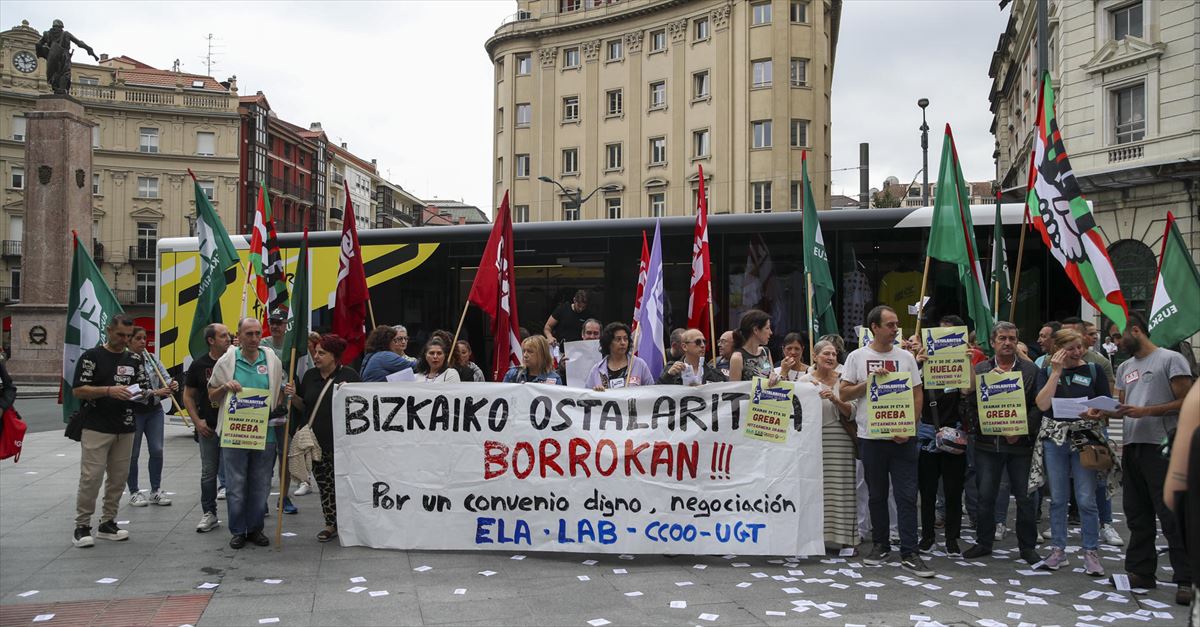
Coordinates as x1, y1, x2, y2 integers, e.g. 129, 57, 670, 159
6, 95, 96, 384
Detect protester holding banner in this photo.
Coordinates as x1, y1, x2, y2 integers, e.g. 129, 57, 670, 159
454, 341, 487, 382
730, 309, 776, 383
207, 317, 285, 549
182, 323, 231, 534
285, 334, 358, 543
359, 326, 418, 383
1030, 328, 1119, 575
503, 336, 562, 385
838, 305, 931, 577
774, 332, 810, 382
659, 329, 727, 386
799, 339, 858, 552
415, 337, 461, 383
126, 326, 178, 507
961, 321, 1042, 564
586, 322, 653, 390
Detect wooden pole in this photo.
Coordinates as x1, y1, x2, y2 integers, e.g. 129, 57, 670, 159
707, 292, 717, 363
448, 299, 471, 355
911, 255, 934, 344
366, 298, 378, 331
1008, 209, 1029, 323
146, 352, 192, 429
274, 346, 299, 550
805, 273, 816, 364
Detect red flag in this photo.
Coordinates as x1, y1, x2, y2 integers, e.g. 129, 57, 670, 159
468, 191, 522, 381
687, 165, 712, 341
332, 181, 369, 363
631, 230, 650, 334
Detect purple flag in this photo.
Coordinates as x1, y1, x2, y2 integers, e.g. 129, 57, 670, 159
635, 220, 665, 381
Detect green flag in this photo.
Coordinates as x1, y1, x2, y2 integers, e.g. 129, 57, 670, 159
991, 192, 1011, 320
188, 175, 240, 359
927, 125, 994, 354
1149, 211, 1200, 348
801, 151, 838, 338
63, 232, 124, 421
280, 229, 310, 380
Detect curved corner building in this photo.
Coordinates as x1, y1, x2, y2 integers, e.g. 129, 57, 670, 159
485, 0, 842, 222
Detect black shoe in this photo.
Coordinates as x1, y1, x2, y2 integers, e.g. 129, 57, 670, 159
918, 536, 935, 552
96, 520, 129, 541
962, 544, 991, 559
862, 544, 892, 566
901, 553, 935, 578
1019, 549, 1041, 565
229, 534, 247, 549
72, 525, 94, 548
945, 539, 961, 557
1122, 573, 1157, 589
1177, 586, 1194, 606
247, 530, 270, 547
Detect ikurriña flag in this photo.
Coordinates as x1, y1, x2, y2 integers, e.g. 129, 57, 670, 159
332, 181, 370, 363
687, 165, 712, 342
1148, 211, 1200, 348
468, 191, 522, 381
1026, 72, 1127, 331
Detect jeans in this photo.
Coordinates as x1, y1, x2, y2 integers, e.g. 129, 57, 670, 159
127, 407, 165, 493
974, 448, 1037, 550
1123, 444, 1192, 584
919, 450, 966, 541
198, 431, 220, 515
223, 441, 276, 536
860, 438, 919, 554
1043, 439, 1099, 550
218, 448, 226, 490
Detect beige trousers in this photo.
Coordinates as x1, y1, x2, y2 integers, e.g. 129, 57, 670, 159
75, 429, 134, 527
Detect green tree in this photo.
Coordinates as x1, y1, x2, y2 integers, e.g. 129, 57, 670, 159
872, 188, 902, 208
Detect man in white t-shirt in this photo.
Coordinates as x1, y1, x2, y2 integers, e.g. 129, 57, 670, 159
839, 305, 930, 577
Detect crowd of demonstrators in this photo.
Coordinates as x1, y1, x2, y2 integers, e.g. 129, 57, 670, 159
504, 336, 562, 384
659, 329, 726, 385
715, 331, 734, 377
126, 326, 178, 507
415, 337, 460, 383
667, 328, 687, 363
586, 322, 653, 390
285, 334, 358, 542
359, 325, 417, 382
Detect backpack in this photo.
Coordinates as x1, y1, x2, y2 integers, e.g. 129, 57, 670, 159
0, 406, 27, 462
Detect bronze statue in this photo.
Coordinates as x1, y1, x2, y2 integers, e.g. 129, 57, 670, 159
35, 19, 99, 94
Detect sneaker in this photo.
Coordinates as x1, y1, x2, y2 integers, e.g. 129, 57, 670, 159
247, 530, 270, 547
901, 553, 935, 578
1041, 528, 1052, 540
217, 487, 226, 500
945, 539, 961, 557
962, 544, 991, 559
863, 545, 892, 566
129, 491, 149, 507
995, 523, 1008, 541
918, 536, 935, 553
294, 482, 312, 496
73, 525, 94, 548
1019, 549, 1041, 565
1042, 547, 1068, 570
1083, 550, 1104, 576
1101, 524, 1124, 547
196, 512, 220, 533
282, 498, 298, 515
229, 534, 246, 549
96, 520, 129, 541
148, 490, 172, 506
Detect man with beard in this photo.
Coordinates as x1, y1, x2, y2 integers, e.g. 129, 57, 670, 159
1090, 312, 1194, 604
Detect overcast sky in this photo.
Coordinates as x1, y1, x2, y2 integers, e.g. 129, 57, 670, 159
5, 0, 1009, 214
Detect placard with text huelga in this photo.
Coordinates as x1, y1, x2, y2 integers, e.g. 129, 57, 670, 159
866, 371, 917, 438
219, 388, 270, 450
921, 325, 970, 388
976, 371, 1028, 436
333, 381, 825, 555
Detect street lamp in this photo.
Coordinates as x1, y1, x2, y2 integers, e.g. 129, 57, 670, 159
918, 98, 930, 206
537, 176, 620, 219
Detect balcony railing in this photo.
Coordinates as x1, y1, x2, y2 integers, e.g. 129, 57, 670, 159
128, 245, 156, 263
267, 174, 314, 204
114, 289, 154, 306
1108, 142, 1145, 164
70, 84, 235, 112
0, 285, 17, 303
1, 240, 21, 257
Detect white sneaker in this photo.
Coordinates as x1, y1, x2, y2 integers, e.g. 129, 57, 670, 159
294, 482, 311, 496
995, 523, 1008, 541
217, 487, 226, 500
196, 512, 220, 533
1101, 524, 1125, 547
129, 491, 149, 507
1041, 528, 1052, 540
149, 490, 172, 506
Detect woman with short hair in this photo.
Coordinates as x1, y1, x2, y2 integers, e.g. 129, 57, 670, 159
585, 322, 653, 390
415, 338, 460, 383
360, 325, 417, 382
503, 336, 562, 384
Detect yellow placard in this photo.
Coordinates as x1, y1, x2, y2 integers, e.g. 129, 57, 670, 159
921, 326, 971, 388
743, 377, 794, 443
866, 371, 917, 438
219, 387, 271, 450
976, 371, 1028, 436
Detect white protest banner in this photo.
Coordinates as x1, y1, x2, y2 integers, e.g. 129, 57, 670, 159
334, 382, 824, 555
564, 339, 601, 387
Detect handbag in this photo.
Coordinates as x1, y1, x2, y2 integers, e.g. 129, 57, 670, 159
64, 410, 84, 442
1079, 441, 1114, 471
288, 375, 335, 481
1, 406, 28, 461
935, 427, 968, 455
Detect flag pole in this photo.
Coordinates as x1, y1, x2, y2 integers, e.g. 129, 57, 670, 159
274, 345, 298, 551
366, 298, 377, 331
805, 272, 816, 363
449, 299, 471, 357
707, 292, 717, 362
912, 255, 933, 343
1008, 207, 1029, 323
146, 353, 192, 429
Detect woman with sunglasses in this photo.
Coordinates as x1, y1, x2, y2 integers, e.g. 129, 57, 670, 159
359, 325, 417, 382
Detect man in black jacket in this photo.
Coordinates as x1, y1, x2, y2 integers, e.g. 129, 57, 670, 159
962, 321, 1042, 564
659, 329, 727, 385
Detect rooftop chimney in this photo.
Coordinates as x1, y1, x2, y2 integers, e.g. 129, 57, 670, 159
341, 142, 348, 149
310, 122, 323, 132
100, 53, 109, 61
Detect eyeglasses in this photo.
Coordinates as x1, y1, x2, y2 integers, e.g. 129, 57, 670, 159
392, 336, 408, 343
692, 339, 706, 347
